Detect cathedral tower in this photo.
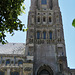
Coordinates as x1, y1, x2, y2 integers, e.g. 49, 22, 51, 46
26, 0, 70, 75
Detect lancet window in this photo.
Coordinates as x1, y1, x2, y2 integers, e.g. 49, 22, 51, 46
49, 32, 52, 39
37, 31, 40, 39
43, 31, 46, 39
41, 0, 47, 4
38, 17, 40, 22
49, 17, 51, 22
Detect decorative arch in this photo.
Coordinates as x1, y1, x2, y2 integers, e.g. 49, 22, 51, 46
37, 65, 53, 75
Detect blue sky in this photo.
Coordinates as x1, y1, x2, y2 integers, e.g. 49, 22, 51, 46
6, 0, 75, 68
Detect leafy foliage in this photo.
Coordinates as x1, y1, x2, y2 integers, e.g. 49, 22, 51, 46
0, 0, 26, 44
72, 19, 75, 27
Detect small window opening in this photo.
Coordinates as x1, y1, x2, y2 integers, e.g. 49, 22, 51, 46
49, 17, 51, 22
38, 13, 40, 15
38, 17, 40, 22
43, 17, 46, 22
49, 13, 51, 15
60, 64, 63, 72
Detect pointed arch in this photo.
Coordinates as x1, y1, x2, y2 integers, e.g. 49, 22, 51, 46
37, 65, 53, 75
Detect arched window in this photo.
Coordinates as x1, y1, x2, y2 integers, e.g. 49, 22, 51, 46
43, 17, 46, 22
41, 0, 47, 4
37, 32, 40, 39
49, 32, 52, 39
11, 72, 19, 75
18, 60, 23, 65
43, 31, 46, 39
39, 69, 50, 75
49, 17, 51, 22
38, 17, 40, 22
60, 64, 63, 72
0, 71, 5, 75
6, 59, 10, 65
37, 65, 53, 75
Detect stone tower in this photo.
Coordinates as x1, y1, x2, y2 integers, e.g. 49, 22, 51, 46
26, 0, 70, 75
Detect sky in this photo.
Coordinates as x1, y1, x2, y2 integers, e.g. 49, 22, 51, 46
5, 0, 75, 69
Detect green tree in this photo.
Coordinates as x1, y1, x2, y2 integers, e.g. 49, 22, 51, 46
0, 0, 26, 44
72, 19, 75, 27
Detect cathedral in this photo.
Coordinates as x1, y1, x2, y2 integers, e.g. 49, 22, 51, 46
0, 0, 75, 75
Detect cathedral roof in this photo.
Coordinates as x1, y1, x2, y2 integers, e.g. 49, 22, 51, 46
0, 43, 25, 55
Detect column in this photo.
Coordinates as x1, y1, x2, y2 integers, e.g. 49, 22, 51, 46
7, 69, 10, 75
5, 71, 7, 75
20, 69, 23, 75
